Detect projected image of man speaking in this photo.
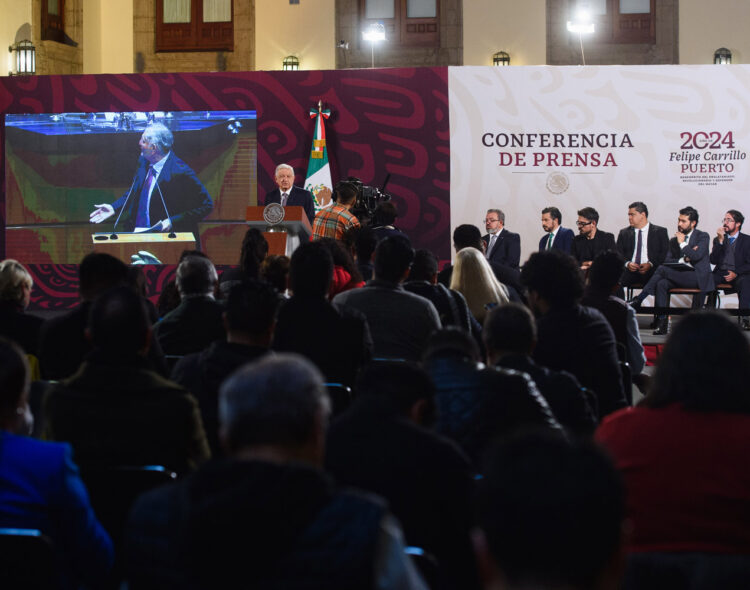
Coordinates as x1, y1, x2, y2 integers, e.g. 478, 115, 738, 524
89, 123, 213, 237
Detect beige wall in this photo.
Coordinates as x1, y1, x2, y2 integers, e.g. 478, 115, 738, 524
2, 0, 33, 75
680, 0, 750, 64
255, 0, 335, 71
463, 0, 546, 66
84, 0, 133, 73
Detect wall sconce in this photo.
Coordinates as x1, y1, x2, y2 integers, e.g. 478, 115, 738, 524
493, 51, 510, 66
282, 55, 300, 71
714, 47, 732, 65
8, 39, 36, 76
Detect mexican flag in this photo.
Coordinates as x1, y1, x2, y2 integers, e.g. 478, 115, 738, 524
305, 101, 334, 210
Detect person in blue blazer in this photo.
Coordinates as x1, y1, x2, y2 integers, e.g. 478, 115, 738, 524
538, 206, 574, 253
264, 163, 316, 225
0, 338, 113, 589
710, 209, 750, 330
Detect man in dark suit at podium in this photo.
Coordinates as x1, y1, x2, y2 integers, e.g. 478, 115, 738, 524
89, 123, 213, 238
482, 209, 521, 269
265, 163, 315, 225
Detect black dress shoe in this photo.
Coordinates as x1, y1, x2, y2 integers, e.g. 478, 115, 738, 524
627, 297, 642, 311
652, 318, 669, 336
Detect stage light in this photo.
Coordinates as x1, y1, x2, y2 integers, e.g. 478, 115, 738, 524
493, 51, 510, 66
282, 55, 300, 71
714, 48, 732, 65
8, 39, 35, 76
567, 10, 595, 34
363, 22, 386, 68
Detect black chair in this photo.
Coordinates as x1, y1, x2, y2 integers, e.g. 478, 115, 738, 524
324, 383, 353, 416
0, 528, 57, 589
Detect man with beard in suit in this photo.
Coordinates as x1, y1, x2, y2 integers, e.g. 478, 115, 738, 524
482, 209, 521, 269
710, 209, 750, 330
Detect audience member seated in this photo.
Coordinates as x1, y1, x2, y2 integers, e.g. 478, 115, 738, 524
218, 228, 269, 297
404, 249, 474, 332
596, 312, 750, 557
0, 338, 114, 589
127, 354, 427, 589
351, 225, 378, 281
450, 247, 509, 324
157, 249, 213, 317
318, 237, 366, 298
171, 280, 278, 456
272, 242, 372, 387
155, 254, 226, 355
325, 361, 479, 590
39, 252, 169, 380
43, 287, 210, 475
583, 250, 646, 376
522, 250, 628, 419
0, 259, 42, 356
422, 328, 562, 467
475, 432, 625, 590
259, 254, 290, 296
438, 224, 525, 303
484, 303, 598, 437
333, 235, 440, 361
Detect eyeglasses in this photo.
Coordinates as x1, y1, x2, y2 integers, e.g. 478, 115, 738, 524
485, 218, 499, 223
723, 217, 736, 223
576, 221, 593, 227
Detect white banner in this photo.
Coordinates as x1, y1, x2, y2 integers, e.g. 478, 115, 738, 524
449, 65, 750, 268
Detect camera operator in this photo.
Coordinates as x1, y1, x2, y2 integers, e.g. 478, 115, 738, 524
371, 201, 406, 242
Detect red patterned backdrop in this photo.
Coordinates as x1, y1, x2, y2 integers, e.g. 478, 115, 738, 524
0, 68, 450, 309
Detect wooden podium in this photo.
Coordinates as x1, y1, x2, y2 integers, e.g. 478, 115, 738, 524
246, 206, 312, 256
91, 232, 196, 264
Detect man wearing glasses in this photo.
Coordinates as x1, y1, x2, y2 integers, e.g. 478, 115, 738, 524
710, 210, 750, 330
483, 209, 521, 269
571, 207, 616, 270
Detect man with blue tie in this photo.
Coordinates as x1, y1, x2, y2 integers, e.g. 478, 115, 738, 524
629, 206, 713, 335
538, 207, 574, 254
710, 210, 750, 330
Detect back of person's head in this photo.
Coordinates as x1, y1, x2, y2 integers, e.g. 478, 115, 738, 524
587, 250, 625, 293
239, 228, 269, 278
218, 354, 330, 459
453, 224, 483, 251
477, 432, 625, 590
521, 250, 583, 308
409, 249, 439, 282
450, 247, 507, 321
289, 241, 333, 297
484, 302, 536, 357
353, 226, 378, 263
0, 337, 29, 427
318, 238, 363, 284
373, 201, 398, 226
373, 234, 414, 283
260, 255, 290, 293
645, 311, 750, 413
88, 286, 151, 355
0, 259, 33, 306
334, 181, 358, 206
225, 280, 280, 337
78, 252, 129, 301
423, 327, 481, 362
176, 255, 218, 297
355, 361, 436, 421
679, 205, 699, 225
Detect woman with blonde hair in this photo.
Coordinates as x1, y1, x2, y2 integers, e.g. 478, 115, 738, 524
0, 259, 42, 355
450, 247, 509, 323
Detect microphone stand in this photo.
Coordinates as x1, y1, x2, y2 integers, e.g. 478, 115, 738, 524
109, 174, 139, 240
154, 178, 177, 239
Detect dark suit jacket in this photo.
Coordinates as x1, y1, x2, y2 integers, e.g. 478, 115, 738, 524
616, 223, 669, 267
483, 229, 521, 268
538, 226, 574, 253
154, 296, 226, 356
111, 153, 213, 236
665, 229, 713, 292
710, 232, 750, 280
265, 185, 315, 225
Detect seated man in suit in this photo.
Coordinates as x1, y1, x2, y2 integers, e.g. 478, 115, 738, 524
264, 163, 315, 225
482, 209, 521, 269
710, 210, 750, 330
616, 200, 669, 289
629, 206, 713, 335
571, 206, 616, 271
538, 206, 574, 253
